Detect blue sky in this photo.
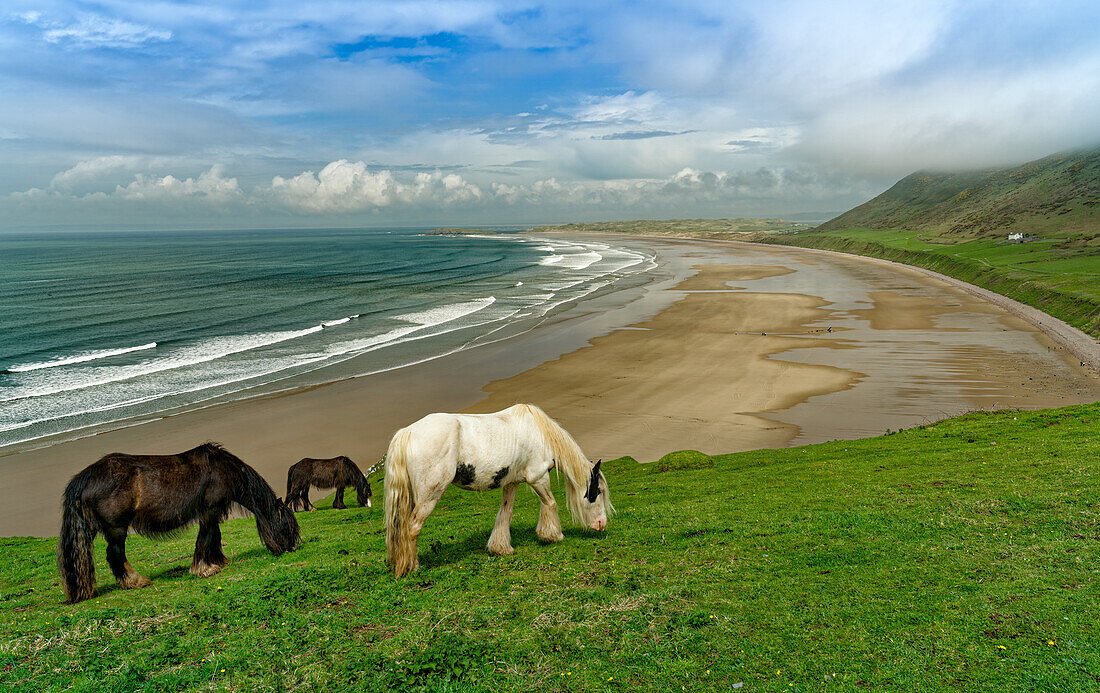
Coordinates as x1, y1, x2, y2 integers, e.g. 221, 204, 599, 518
2, 0, 1099, 228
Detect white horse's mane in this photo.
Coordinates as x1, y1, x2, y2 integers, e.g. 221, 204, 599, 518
513, 403, 612, 522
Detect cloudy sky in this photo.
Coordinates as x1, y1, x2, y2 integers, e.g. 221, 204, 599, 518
2, 1, 1099, 229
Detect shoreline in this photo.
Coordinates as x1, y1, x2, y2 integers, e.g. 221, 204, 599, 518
0, 238, 689, 537
649, 233, 1100, 372
4, 234, 1099, 537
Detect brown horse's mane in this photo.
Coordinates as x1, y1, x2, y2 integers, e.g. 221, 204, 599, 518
195, 441, 238, 459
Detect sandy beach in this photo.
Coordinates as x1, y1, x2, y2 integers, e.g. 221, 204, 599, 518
3, 235, 1098, 537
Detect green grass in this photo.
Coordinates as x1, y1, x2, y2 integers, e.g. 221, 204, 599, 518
654, 450, 713, 472
4, 404, 1100, 691
762, 228, 1100, 336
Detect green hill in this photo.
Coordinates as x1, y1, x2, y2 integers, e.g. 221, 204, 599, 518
3, 404, 1100, 691
818, 149, 1100, 240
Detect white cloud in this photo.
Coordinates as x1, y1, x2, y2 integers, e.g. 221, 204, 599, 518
5, 0, 1099, 226
796, 55, 1100, 174
0, 91, 264, 155
8, 158, 869, 224
571, 91, 667, 126
268, 160, 483, 212
489, 165, 865, 208
49, 156, 147, 190
20, 11, 172, 48
113, 166, 241, 201
13, 165, 241, 204
270, 162, 404, 212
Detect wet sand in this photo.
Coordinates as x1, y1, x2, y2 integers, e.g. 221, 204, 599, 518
3, 236, 1099, 536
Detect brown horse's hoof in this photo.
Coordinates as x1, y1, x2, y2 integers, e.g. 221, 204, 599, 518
120, 574, 152, 589
190, 561, 225, 578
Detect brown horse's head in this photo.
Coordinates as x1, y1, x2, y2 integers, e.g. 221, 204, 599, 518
355, 473, 372, 508
262, 498, 300, 554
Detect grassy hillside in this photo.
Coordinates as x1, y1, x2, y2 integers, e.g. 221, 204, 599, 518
4, 404, 1100, 691
817, 149, 1100, 239
528, 218, 809, 239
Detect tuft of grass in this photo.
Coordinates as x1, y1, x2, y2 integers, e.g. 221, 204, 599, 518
654, 449, 714, 472
3, 403, 1100, 691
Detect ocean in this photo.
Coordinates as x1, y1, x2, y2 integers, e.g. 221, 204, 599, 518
0, 227, 655, 451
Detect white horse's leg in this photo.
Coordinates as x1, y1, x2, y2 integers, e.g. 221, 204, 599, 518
487, 483, 518, 556
528, 476, 565, 543
405, 493, 445, 573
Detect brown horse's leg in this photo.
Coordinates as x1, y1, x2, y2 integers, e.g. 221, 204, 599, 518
294, 483, 315, 512
286, 473, 310, 512
487, 483, 519, 556
104, 526, 151, 589
191, 519, 227, 578
333, 486, 347, 509
300, 487, 315, 512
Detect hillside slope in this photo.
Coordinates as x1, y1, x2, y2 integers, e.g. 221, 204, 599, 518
3, 404, 1100, 691
818, 149, 1100, 240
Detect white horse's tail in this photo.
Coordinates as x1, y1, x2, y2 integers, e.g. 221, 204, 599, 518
384, 428, 417, 577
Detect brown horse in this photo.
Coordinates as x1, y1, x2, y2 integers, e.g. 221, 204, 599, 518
285, 456, 372, 512
57, 442, 299, 604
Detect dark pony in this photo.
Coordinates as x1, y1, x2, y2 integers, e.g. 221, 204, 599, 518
57, 442, 299, 604
285, 456, 372, 512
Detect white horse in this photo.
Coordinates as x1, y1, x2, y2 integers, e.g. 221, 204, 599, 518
384, 403, 612, 577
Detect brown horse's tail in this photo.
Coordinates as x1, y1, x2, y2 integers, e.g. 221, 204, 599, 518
232, 458, 300, 555
58, 468, 98, 604
285, 462, 304, 512
384, 429, 416, 577
285, 465, 295, 505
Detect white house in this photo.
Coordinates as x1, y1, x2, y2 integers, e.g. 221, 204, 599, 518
1008, 233, 1024, 242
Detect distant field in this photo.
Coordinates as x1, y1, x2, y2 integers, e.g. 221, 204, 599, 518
528, 218, 810, 239
764, 227, 1100, 336
4, 404, 1099, 691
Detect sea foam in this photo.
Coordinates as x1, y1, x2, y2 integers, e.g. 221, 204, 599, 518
6, 342, 157, 373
